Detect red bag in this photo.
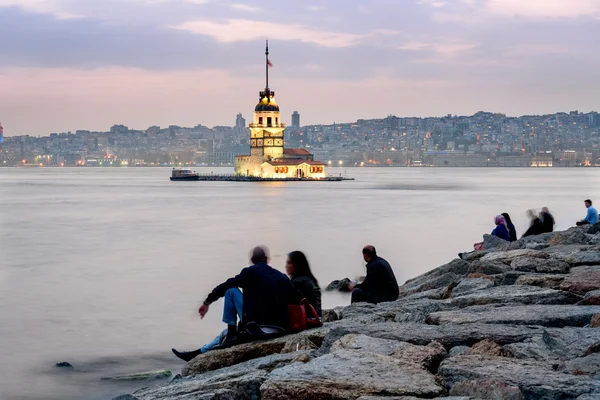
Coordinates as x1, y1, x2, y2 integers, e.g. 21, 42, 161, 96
474, 242, 485, 251
288, 299, 322, 332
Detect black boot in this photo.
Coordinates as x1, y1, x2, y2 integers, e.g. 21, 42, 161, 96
171, 348, 202, 362
214, 325, 239, 350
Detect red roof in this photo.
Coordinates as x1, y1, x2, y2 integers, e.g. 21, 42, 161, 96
283, 148, 312, 156
302, 160, 327, 166
263, 158, 326, 167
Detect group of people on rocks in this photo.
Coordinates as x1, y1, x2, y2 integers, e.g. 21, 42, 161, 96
491, 199, 598, 243
172, 245, 399, 362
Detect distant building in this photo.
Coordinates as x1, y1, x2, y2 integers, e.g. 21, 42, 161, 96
291, 111, 300, 128
235, 113, 246, 129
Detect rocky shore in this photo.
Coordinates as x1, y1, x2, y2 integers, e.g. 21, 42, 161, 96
115, 224, 600, 400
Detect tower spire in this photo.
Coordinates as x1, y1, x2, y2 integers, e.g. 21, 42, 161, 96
265, 39, 269, 90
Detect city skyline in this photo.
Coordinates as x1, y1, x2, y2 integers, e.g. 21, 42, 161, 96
1, 0, 600, 135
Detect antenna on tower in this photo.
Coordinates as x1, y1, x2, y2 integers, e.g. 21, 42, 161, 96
265, 39, 269, 90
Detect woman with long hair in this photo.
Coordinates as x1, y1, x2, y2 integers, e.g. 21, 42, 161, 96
286, 251, 322, 317
501, 212, 518, 242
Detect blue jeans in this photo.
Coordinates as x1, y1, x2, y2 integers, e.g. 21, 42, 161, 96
201, 288, 243, 353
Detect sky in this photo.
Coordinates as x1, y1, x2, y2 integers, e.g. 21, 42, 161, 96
1, 0, 600, 135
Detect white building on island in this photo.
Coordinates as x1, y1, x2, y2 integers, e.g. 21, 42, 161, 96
234, 42, 327, 179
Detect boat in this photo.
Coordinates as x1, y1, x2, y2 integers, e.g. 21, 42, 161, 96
170, 168, 200, 181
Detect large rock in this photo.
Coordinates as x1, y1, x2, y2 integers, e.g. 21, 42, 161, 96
515, 274, 566, 289
318, 322, 545, 351
260, 349, 445, 399
465, 339, 511, 357
447, 285, 580, 308
480, 249, 549, 264
587, 222, 600, 235
449, 379, 524, 400
579, 289, 600, 305
182, 328, 328, 376
468, 260, 512, 275
102, 370, 172, 381
399, 259, 469, 297
510, 257, 570, 274
483, 234, 510, 251
427, 305, 600, 327
503, 327, 600, 361
559, 353, 600, 376
559, 267, 600, 295
450, 278, 495, 298
548, 228, 591, 246
438, 354, 600, 399
330, 334, 447, 372
326, 278, 352, 292
134, 352, 308, 400
565, 251, 600, 265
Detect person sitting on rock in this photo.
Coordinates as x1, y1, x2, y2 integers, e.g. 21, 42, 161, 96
286, 251, 322, 317
171, 246, 302, 362
522, 209, 545, 237
492, 215, 511, 241
501, 213, 518, 242
348, 246, 399, 304
539, 207, 555, 233
576, 199, 598, 226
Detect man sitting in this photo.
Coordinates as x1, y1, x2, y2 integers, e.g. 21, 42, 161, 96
348, 245, 399, 304
172, 246, 301, 361
577, 199, 598, 226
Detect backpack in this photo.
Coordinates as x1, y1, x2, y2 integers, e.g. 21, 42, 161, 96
288, 299, 323, 332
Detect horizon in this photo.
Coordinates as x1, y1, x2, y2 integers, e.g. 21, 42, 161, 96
1, 0, 600, 136
3, 108, 600, 138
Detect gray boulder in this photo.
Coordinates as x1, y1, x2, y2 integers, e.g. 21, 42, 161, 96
260, 349, 445, 399
587, 222, 600, 235
447, 285, 580, 308
559, 353, 600, 376
182, 327, 329, 376
504, 327, 600, 361
547, 228, 591, 246
559, 266, 600, 295
449, 379, 524, 400
102, 370, 172, 381
579, 289, 600, 305
565, 251, 600, 266
450, 278, 495, 298
326, 278, 352, 292
427, 305, 600, 327
483, 234, 511, 251
515, 274, 566, 289
438, 354, 600, 399
510, 257, 570, 274
481, 249, 549, 263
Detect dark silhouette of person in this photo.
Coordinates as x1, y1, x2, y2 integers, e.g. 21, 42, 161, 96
349, 246, 399, 304
286, 251, 322, 317
539, 207, 555, 233
522, 209, 545, 237
501, 213, 518, 242
171, 246, 301, 362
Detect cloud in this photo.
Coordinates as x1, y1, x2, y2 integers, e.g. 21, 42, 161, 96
170, 19, 392, 47
399, 40, 477, 55
230, 3, 259, 12
486, 0, 600, 18
0, 0, 83, 19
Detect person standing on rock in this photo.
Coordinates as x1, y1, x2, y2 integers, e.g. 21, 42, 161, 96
522, 209, 545, 237
539, 207, 555, 233
501, 213, 518, 242
286, 251, 322, 317
576, 199, 598, 226
171, 246, 302, 362
348, 246, 399, 304
491, 215, 511, 241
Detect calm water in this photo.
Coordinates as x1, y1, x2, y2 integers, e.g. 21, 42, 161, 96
1, 167, 599, 400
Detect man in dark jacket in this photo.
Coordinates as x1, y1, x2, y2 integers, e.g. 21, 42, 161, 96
172, 246, 301, 361
539, 207, 555, 233
348, 246, 399, 304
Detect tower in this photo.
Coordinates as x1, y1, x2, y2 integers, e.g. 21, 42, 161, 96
235, 113, 246, 129
249, 40, 285, 160
291, 111, 300, 128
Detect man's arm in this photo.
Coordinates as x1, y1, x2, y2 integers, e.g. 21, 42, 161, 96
584, 208, 593, 223
355, 264, 375, 291
204, 272, 245, 306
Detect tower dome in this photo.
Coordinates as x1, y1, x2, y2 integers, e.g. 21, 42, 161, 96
255, 91, 279, 112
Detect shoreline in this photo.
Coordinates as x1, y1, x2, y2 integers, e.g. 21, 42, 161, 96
114, 224, 600, 399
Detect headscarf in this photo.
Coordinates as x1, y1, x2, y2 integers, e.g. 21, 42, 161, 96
495, 215, 508, 229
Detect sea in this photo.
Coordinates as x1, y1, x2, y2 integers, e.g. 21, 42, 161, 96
1, 167, 599, 400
